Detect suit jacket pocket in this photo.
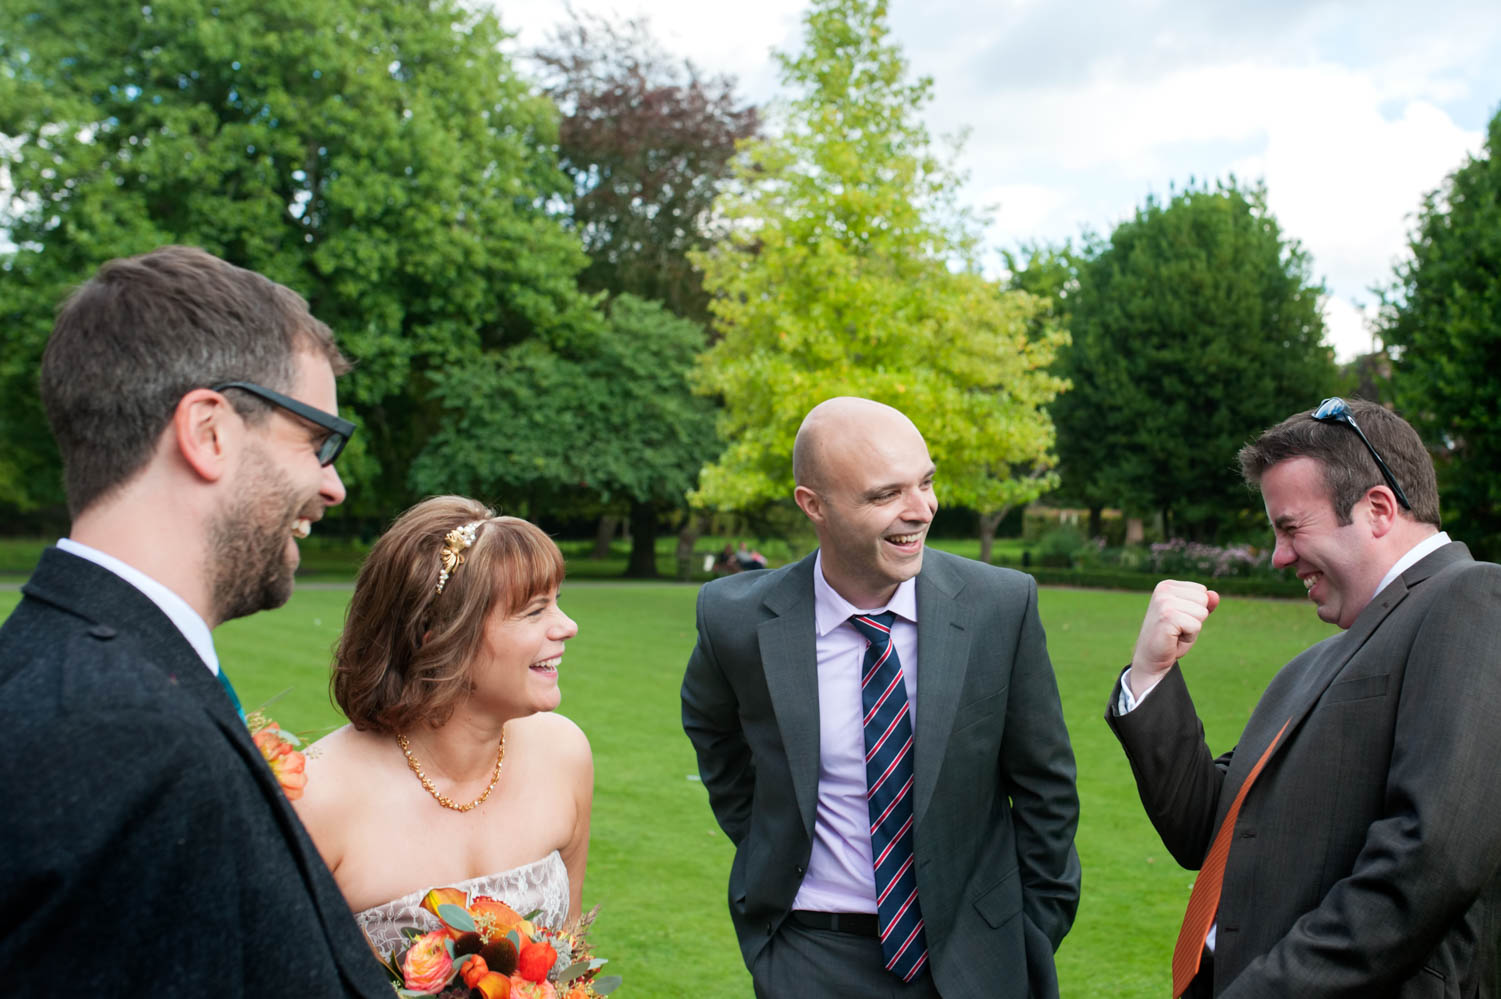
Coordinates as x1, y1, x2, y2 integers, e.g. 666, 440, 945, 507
1323, 673, 1389, 704
973, 866, 1022, 929
951, 690, 1005, 736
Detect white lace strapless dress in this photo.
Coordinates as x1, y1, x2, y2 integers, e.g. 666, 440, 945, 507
354, 849, 570, 959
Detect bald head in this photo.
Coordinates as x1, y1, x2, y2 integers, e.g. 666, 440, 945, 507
791, 397, 936, 607
793, 397, 924, 492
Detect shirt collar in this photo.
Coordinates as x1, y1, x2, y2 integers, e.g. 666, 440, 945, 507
1374, 530, 1451, 598
56, 537, 220, 675
812, 548, 920, 637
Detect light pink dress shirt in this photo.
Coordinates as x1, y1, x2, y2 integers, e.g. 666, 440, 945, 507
789, 550, 920, 914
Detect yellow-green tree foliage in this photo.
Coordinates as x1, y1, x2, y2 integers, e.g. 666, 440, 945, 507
690, 0, 1067, 514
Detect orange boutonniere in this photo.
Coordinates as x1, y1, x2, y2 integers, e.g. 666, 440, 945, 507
246, 710, 308, 801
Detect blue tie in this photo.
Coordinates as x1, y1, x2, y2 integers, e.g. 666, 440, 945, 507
850, 612, 928, 983
215, 666, 246, 722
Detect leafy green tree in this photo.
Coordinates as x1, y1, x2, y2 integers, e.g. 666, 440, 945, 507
0, 0, 597, 518
412, 294, 719, 576
690, 0, 1067, 523
1056, 179, 1336, 540
1379, 108, 1501, 560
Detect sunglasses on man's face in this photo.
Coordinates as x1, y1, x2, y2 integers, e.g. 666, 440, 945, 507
1311, 397, 1411, 510
212, 381, 356, 466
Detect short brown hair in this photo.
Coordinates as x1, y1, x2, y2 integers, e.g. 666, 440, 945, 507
333, 496, 567, 733
1238, 399, 1440, 527
41, 245, 348, 516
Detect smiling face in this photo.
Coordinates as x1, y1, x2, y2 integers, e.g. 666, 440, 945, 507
1262, 455, 1385, 629
210, 351, 347, 623
794, 401, 937, 609
470, 588, 579, 717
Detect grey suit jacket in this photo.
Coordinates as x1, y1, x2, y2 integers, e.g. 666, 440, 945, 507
1108, 542, 1501, 997
0, 548, 393, 996
682, 548, 1081, 999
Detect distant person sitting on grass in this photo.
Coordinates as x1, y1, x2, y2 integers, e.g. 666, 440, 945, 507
0, 246, 390, 995
714, 543, 740, 575
734, 541, 768, 571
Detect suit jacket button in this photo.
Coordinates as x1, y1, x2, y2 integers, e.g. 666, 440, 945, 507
795, 865, 805, 876
88, 624, 116, 640
766, 923, 774, 935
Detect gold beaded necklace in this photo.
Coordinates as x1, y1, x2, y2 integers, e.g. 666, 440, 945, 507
396, 732, 506, 813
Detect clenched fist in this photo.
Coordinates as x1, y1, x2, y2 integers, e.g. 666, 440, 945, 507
1126, 580, 1220, 699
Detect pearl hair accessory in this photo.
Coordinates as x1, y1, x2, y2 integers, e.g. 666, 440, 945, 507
435, 521, 481, 594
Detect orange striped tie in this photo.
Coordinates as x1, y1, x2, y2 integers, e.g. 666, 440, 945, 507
1171, 717, 1291, 997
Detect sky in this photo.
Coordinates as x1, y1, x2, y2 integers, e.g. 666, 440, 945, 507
499, 0, 1501, 362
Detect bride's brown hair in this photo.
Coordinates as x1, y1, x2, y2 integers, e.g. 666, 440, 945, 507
333, 495, 566, 733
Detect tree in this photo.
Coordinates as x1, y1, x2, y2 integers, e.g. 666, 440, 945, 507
531, 11, 754, 572
689, 0, 1068, 523
535, 12, 759, 327
1056, 179, 1336, 540
0, 0, 598, 519
1379, 107, 1501, 560
411, 293, 720, 576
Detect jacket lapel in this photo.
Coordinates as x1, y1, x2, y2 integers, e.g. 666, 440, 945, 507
1220, 542, 1472, 817
913, 554, 971, 824
758, 555, 823, 840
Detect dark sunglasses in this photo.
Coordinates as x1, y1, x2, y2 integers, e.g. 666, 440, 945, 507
212, 381, 356, 466
1311, 397, 1411, 510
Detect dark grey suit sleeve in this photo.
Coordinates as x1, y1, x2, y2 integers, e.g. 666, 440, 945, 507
1224, 565, 1501, 997
681, 583, 755, 846
1105, 666, 1232, 870
1003, 577, 1083, 948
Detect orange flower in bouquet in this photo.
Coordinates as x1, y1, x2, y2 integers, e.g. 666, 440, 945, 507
373, 888, 620, 998
401, 930, 454, 992
245, 711, 307, 800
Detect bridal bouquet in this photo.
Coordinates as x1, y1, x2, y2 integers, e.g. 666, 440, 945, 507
380, 887, 620, 999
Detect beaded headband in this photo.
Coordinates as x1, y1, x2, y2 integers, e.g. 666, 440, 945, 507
435, 521, 482, 594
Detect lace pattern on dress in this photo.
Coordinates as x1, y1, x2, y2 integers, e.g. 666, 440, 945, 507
354, 849, 569, 958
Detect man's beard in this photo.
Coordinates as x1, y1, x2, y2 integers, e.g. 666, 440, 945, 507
209, 445, 305, 624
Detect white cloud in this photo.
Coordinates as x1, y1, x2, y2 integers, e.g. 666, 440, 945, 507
1321, 294, 1380, 364
979, 183, 1074, 243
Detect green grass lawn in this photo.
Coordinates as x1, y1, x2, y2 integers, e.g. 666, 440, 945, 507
0, 578, 1332, 997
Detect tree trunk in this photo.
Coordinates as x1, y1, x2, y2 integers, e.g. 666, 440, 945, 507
624, 500, 659, 578
675, 511, 704, 581
978, 509, 1008, 564
1088, 506, 1103, 539
591, 514, 620, 560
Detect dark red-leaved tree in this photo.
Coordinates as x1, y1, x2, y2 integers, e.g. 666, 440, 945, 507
535, 11, 759, 327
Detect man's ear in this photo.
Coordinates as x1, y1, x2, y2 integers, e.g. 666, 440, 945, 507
172, 389, 238, 483
1364, 485, 1403, 538
793, 484, 823, 525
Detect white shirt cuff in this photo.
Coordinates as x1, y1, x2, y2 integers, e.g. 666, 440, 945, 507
1117, 667, 1166, 714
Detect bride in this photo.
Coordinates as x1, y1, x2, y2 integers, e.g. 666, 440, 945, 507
294, 496, 592, 959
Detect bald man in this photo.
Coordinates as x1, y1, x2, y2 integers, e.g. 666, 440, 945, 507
682, 397, 1080, 998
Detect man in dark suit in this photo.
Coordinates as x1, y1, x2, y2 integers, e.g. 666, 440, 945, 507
0, 246, 393, 995
1108, 398, 1501, 997
683, 397, 1081, 998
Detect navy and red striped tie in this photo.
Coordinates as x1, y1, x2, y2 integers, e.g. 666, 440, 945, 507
850, 612, 928, 983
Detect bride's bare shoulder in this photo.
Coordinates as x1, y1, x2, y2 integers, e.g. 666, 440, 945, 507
510, 712, 590, 759
295, 725, 395, 828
